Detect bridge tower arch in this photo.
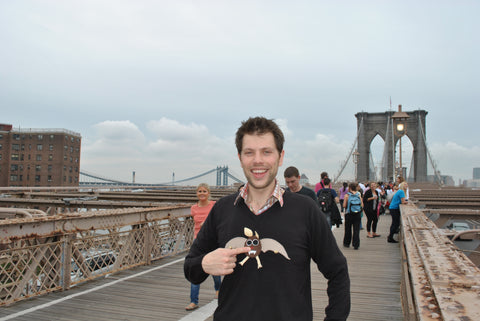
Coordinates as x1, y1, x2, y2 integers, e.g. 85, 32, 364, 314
356, 109, 428, 183
216, 166, 229, 186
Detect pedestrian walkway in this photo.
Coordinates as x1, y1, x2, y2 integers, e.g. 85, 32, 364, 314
0, 214, 402, 321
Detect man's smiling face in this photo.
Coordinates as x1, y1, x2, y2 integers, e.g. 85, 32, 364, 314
238, 132, 284, 192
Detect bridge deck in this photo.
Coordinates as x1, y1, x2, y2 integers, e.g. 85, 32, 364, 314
0, 215, 402, 321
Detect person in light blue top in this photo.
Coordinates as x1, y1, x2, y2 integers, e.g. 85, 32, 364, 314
387, 182, 408, 243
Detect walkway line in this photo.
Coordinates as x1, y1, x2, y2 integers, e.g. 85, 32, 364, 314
179, 300, 217, 321
0, 257, 185, 321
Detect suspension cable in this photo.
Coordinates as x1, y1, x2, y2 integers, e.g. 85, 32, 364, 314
334, 116, 364, 181
417, 113, 443, 184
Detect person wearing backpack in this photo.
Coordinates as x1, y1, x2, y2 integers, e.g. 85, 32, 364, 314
315, 171, 330, 193
316, 177, 341, 228
342, 182, 364, 250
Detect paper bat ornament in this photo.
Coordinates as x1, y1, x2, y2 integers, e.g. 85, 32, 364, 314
225, 227, 290, 269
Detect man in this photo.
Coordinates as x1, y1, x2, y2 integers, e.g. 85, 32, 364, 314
284, 166, 317, 202
315, 172, 339, 202
317, 177, 342, 227
184, 117, 350, 321
315, 171, 330, 193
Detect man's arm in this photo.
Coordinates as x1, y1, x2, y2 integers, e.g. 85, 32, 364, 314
309, 206, 350, 321
331, 189, 339, 203
184, 203, 250, 284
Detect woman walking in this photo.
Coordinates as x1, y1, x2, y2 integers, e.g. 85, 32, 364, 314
185, 183, 221, 311
363, 182, 381, 238
343, 182, 364, 250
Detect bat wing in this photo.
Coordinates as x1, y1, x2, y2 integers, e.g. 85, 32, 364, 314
260, 238, 290, 260
225, 237, 246, 249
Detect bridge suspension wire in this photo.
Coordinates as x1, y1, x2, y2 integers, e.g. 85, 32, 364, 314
417, 113, 443, 184
226, 172, 244, 184
408, 152, 415, 182
80, 170, 131, 184
166, 168, 218, 184
80, 166, 243, 186
334, 116, 364, 182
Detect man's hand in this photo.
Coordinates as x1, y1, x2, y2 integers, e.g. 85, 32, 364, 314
202, 247, 250, 276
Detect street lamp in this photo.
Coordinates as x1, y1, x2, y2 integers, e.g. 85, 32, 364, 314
352, 149, 360, 182
391, 104, 410, 178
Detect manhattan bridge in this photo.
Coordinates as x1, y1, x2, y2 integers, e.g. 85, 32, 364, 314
79, 165, 244, 187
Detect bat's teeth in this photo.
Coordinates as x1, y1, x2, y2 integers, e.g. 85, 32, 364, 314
248, 250, 257, 256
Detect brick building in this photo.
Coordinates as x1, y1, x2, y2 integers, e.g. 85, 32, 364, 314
0, 124, 81, 187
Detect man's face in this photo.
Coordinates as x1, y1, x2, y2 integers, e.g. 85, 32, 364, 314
285, 175, 301, 192
238, 133, 284, 192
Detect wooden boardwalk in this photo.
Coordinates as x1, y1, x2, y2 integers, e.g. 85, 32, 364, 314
0, 214, 402, 321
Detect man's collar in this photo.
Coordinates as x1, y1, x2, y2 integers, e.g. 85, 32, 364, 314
234, 180, 284, 207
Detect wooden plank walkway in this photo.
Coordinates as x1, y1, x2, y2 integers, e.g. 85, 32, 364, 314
0, 214, 402, 321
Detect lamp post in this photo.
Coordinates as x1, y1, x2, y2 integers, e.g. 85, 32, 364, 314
391, 104, 410, 178
352, 149, 360, 182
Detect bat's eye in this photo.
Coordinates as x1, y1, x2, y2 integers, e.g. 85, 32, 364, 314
246, 240, 253, 246
252, 239, 259, 246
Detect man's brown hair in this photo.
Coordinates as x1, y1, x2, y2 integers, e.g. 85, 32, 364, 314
284, 166, 300, 178
235, 117, 285, 154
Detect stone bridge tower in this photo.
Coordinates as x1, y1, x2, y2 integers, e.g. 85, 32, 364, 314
355, 108, 428, 182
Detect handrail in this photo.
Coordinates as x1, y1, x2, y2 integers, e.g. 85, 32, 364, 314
0, 206, 193, 306
400, 204, 480, 320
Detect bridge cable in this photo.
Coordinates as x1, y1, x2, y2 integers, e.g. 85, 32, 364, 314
417, 113, 443, 184
334, 116, 364, 181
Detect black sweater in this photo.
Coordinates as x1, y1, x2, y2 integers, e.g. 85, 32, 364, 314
184, 191, 350, 321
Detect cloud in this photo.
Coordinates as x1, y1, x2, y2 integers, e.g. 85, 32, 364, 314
283, 133, 351, 183
430, 141, 480, 182
81, 118, 238, 184
146, 117, 210, 142
85, 120, 146, 155
146, 117, 235, 163
274, 118, 293, 139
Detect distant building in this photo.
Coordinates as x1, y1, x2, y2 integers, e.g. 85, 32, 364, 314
0, 124, 81, 187
473, 168, 480, 179
463, 179, 480, 188
426, 174, 454, 186
299, 173, 309, 186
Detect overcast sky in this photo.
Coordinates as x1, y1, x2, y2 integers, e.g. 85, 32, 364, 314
1, 1, 479, 186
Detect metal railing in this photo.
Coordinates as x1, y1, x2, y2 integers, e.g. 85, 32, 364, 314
400, 204, 480, 320
0, 206, 193, 306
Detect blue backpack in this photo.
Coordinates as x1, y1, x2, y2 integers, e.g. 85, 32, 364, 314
347, 192, 362, 213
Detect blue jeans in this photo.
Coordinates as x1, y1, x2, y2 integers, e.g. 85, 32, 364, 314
190, 275, 221, 304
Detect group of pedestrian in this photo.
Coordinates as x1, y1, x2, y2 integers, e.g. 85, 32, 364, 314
337, 179, 408, 248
